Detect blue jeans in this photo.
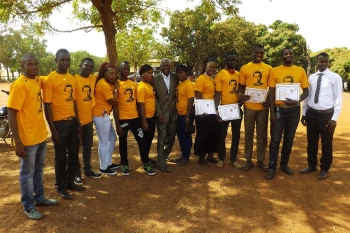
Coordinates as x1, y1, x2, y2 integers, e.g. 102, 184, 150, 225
20, 140, 47, 211
93, 115, 116, 170
268, 106, 300, 169
176, 114, 195, 159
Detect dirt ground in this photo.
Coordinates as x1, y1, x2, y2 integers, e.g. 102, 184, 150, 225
0, 81, 349, 233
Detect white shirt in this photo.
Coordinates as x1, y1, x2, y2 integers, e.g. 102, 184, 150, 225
302, 68, 342, 121
162, 73, 170, 92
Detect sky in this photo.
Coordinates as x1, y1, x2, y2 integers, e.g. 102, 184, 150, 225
44, 0, 350, 57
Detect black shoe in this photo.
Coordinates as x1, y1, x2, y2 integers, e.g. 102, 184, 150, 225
241, 160, 253, 171
143, 162, 156, 176
266, 169, 275, 180
84, 171, 102, 178
66, 183, 86, 191
280, 165, 293, 175
168, 156, 183, 163
99, 168, 117, 175
318, 170, 328, 180
300, 166, 317, 174
198, 156, 210, 167
34, 198, 58, 207
159, 166, 171, 173
108, 163, 120, 170
121, 164, 130, 176
74, 176, 83, 185
257, 161, 268, 172
56, 187, 72, 199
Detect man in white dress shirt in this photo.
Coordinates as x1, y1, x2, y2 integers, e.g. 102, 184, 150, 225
300, 52, 342, 180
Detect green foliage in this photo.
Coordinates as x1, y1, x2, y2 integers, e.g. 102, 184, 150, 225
116, 27, 157, 73
69, 50, 105, 75
257, 20, 307, 68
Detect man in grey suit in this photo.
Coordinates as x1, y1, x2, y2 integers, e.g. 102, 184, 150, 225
151, 58, 178, 173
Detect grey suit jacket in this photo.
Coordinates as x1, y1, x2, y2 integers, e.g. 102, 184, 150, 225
151, 72, 178, 122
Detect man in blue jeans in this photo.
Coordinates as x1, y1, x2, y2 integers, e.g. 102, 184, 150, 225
266, 47, 309, 180
8, 54, 57, 220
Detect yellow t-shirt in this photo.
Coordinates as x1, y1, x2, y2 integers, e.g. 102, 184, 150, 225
117, 79, 138, 120
7, 75, 47, 146
239, 62, 273, 110
270, 65, 309, 105
91, 78, 114, 116
176, 79, 195, 115
42, 71, 76, 121
195, 74, 215, 100
137, 81, 155, 118
74, 74, 97, 125
215, 69, 240, 105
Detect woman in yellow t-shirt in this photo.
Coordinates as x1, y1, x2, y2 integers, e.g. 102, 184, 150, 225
174, 64, 195, 166
194, 57, 219, 167
91, 62, 118, 176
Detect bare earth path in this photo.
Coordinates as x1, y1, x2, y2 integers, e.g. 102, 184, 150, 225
0, 81, 349, 233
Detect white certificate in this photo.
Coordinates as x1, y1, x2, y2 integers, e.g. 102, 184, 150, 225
194, 99, 216, 115
276, 83, 300, 101
218, 104, 241, 121
245, 87, 268, 103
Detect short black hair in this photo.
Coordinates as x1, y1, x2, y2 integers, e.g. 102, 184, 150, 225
55, 48, 69, 58
253, 44, 264, 51
317, 52, 329, 60
139, 64, 153, 76
281, 47, 293, 56
80, 57, 94, 66
225, 51, 236, 59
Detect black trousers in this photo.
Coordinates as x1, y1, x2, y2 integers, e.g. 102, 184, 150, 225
53, 118, 79, 188
144, 117, 155, 156
306, 109, 334, 171
194, 114, 219, 157
76, 121, 93, 176
119, 117, 149, 164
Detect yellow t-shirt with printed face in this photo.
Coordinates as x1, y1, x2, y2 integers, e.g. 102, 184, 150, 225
195, 74, 215, 100
91, 78, 114, 116
75, 74, 97, 125
137, 81, 155, 118
42, 71, 76, 121
117, 79, 138, 120
215, 69, 240, 105
7, 75, 47, 146
239, 62, 273, 110
270, 65, 309, 105
176, 79, 195, 115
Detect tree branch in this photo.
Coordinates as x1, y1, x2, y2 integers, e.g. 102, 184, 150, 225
47, 23, 102, 33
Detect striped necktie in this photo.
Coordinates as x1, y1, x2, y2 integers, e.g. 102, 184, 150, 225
314, 73, 323, 104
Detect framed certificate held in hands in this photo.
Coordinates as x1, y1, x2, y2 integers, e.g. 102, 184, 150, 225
245, 87, 268, 103
194, 99, 216, 115
276, 83, 300, 101
218, 104, 241, 121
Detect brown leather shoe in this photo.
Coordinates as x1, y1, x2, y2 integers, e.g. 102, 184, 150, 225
318, 170, 328, 180
299, 166, 317, 174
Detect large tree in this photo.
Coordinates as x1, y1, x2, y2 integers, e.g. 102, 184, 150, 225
0, 0, 162, 65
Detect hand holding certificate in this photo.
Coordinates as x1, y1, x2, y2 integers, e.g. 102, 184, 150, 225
244, 87, 268, 103
194, 99, 216, 115
218, 104, 241, 121
276, 83, 300, 101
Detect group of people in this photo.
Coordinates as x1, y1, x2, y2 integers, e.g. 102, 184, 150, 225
8, 44, 342, 220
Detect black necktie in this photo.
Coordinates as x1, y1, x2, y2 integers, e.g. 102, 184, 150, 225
314, 73, 323, 104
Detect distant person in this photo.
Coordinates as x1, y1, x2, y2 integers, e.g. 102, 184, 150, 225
74, 58, 101, 184
215, 52, 243, 169
174, 64, 195, 166
151, 58, 179, 173
91, 62, 119, 175
194, 56, 219, 167
114, 61, 156, 176
300, 52, 342, 180
137, 64, 156, 163
239, 44, 273, 172
266, 48, 309, 180
8, 54, 57, 220
43, 49, 85, 200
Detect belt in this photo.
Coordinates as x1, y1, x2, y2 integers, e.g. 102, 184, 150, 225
276, 105, 295, 108
61, 116, 75, 120
309, 107, 334, 114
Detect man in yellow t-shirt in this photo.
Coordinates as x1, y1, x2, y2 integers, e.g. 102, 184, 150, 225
215, 52, 243, 169
74, 58, 101, 182
114, 61, 155, 176
266, 48, 309, 180
8, 54, 57, 220
42, 49, 85, 200
239, 44, 273, 172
